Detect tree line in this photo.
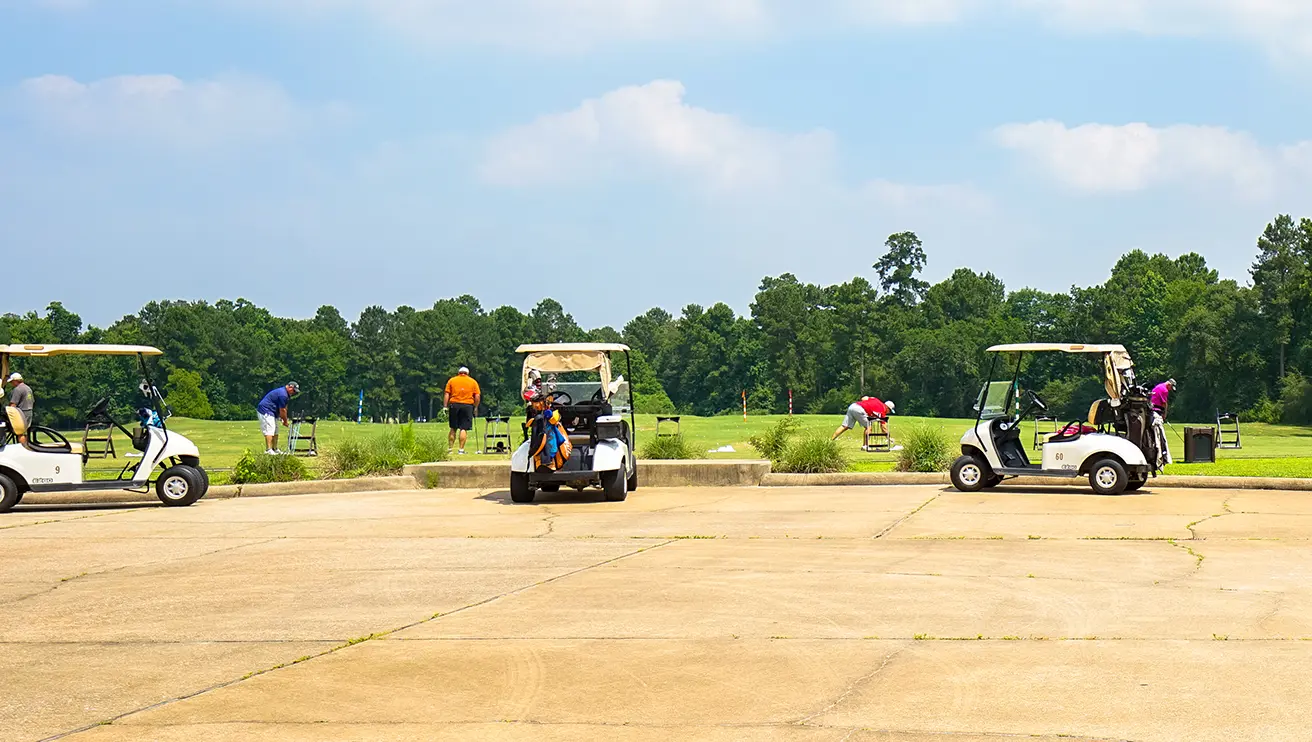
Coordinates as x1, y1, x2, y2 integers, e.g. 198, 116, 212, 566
6, 215, 1312, 428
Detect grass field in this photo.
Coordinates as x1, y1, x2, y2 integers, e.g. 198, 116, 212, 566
66, 413, 1312, 480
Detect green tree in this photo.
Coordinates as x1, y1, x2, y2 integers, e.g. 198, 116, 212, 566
874, 231, 929, 307
165, 368, 214, 419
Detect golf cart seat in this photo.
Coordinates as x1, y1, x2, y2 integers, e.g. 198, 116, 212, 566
1045, 400, 1110, 444
4, 407, 81, 456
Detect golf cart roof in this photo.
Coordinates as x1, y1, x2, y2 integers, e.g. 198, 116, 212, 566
0, 344, 163, 357
988, 343, 1128, 354
515, 343, 630, 354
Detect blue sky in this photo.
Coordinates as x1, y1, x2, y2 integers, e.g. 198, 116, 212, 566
3, 0, 1311, 329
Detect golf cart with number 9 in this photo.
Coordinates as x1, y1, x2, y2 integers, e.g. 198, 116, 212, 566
0, 344, 210, 513
950, 344, 1161, 496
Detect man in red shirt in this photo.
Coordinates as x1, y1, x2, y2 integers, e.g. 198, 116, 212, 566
832, 396, 897, 450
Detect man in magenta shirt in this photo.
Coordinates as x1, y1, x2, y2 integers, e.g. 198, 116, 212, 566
1151, 379, 1176, 417
832, 396, 897, 450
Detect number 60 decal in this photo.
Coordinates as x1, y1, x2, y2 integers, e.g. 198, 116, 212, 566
1054, 453, 1064, 461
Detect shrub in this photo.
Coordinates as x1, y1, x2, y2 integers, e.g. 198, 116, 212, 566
896, 423, 955, 473
749, 416, 800, 463
640, 434, 695, 460
1279, 373, 1312, 424
634, 390, 677, 414
1245, 396, 1282, 425
776, 436, 848, 474
232, 450, 309, 484
322, 423, 448, 478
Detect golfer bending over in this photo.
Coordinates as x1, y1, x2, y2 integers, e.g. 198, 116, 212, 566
832, 396, 896, 451
257, 382, 300, 454
1150, 378, 1176, 467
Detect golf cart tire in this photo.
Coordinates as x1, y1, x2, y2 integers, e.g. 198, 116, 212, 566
194, 466, 210, 496
627, 468, 638, 492
539, 483, 561, 493
1125, 477, 1147, 492
156, 465, 204, 507
950, 456, 989, 493
601, 467, 628, 502
510, 472, 535, 503
1089, 458, 1129, 496
0, 473, 20, 513
982, 474, 1004, 489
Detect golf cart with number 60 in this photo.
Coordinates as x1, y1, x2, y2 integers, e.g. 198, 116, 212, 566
950, 343, 1161, 496
0, 344, 210, 513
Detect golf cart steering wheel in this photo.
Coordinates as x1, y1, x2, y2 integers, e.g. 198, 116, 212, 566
1027, 389, 1048, 412
550, 391, 573, 406
86, 397, 111, 419
590, 388, 605, 404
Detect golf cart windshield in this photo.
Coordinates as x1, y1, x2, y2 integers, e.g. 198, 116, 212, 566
976, 380, 1020, 421
516, 343, 631, 408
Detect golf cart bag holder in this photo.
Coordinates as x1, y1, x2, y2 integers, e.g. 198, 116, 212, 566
1034, 416, 1057, 448
484, 415, 510, 454
286, 417, 318, 457
82, 422, 117, 459
1217, 411, 1242, 450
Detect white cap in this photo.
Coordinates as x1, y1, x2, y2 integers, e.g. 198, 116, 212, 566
459, 366, 470, 374
885, 400, 896, 413
6, 373, 21, 382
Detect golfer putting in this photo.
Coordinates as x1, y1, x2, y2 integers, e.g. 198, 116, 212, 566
832, 396, 896, 451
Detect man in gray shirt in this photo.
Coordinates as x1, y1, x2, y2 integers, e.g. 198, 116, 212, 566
7, 373, 33, 444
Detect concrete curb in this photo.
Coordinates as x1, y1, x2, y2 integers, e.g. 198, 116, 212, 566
764, 472, 1312, 491
17, 476, 418, 507
405, 459, 772, 490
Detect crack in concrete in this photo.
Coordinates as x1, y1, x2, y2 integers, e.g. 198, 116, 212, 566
874, 493, 943, 539
535, 507, 559, 538
794, 645, 906, 725
43, 539, 678, 741
1, 538, 284, 610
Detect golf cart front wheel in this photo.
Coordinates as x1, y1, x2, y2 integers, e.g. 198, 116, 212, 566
0, 473, 21, 513
1089, 459, 1129, 496
1125, 476, 1147, 492
601, 467, 628, 502
510, 472, 535, 503
156, 465, 204, 507
950, 456, 989, 493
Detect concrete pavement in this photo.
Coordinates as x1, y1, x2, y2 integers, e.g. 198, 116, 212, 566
2, 483, 1310, 741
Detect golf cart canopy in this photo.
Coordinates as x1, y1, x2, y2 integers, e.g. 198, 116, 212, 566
0, 344, 163, 357
516, 343, 630, 400
987, 343, 1134, 401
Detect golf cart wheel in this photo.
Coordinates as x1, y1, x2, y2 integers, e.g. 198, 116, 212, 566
1089, 458, 1129, 496
539, 483, 561, 493
0, 473, 21, 513
982, 474, 1004, 490
1125, 476, 1147, 492
192, 466, 210, 496
510, 472, 535, 503
626, 467, 638, 492
950, 456, 989, 493
601, 467, 628, 502
156, 465, 204, 507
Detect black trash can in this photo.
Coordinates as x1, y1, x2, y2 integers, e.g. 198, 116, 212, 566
1184, 427, 1216, 464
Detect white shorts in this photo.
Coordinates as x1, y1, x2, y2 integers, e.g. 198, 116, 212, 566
259, 413, 278, 437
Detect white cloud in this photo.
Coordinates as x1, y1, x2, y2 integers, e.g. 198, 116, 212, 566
992, 120, 1312, 196
480, 79, 837, 191
10, 74, 326, 149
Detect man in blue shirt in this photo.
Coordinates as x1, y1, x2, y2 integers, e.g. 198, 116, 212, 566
257, 382, 300, 454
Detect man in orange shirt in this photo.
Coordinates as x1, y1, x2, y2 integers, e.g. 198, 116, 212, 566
443, 366, 481, 455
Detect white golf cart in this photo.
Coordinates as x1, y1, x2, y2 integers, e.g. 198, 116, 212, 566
950, 343, 1161, 496
0, 344, 209, 512
510, 343, 637, 503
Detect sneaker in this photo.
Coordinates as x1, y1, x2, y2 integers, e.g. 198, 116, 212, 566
458, 449, 467, 455
264, 449, 276, 455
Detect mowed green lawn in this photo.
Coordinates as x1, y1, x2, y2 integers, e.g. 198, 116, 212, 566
69, 413, 1312, 479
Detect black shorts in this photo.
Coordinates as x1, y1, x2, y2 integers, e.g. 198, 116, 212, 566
448, 403, 475, 431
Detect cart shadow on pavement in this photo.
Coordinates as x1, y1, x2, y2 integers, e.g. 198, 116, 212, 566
9, 502, 157, 514
478, 490, 610, 506
956, 485, 1154, 497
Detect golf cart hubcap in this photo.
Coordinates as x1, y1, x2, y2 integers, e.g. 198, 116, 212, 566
960, 464, 981, 486
163, 476, 189, 499
1096, 467, 1118, 487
